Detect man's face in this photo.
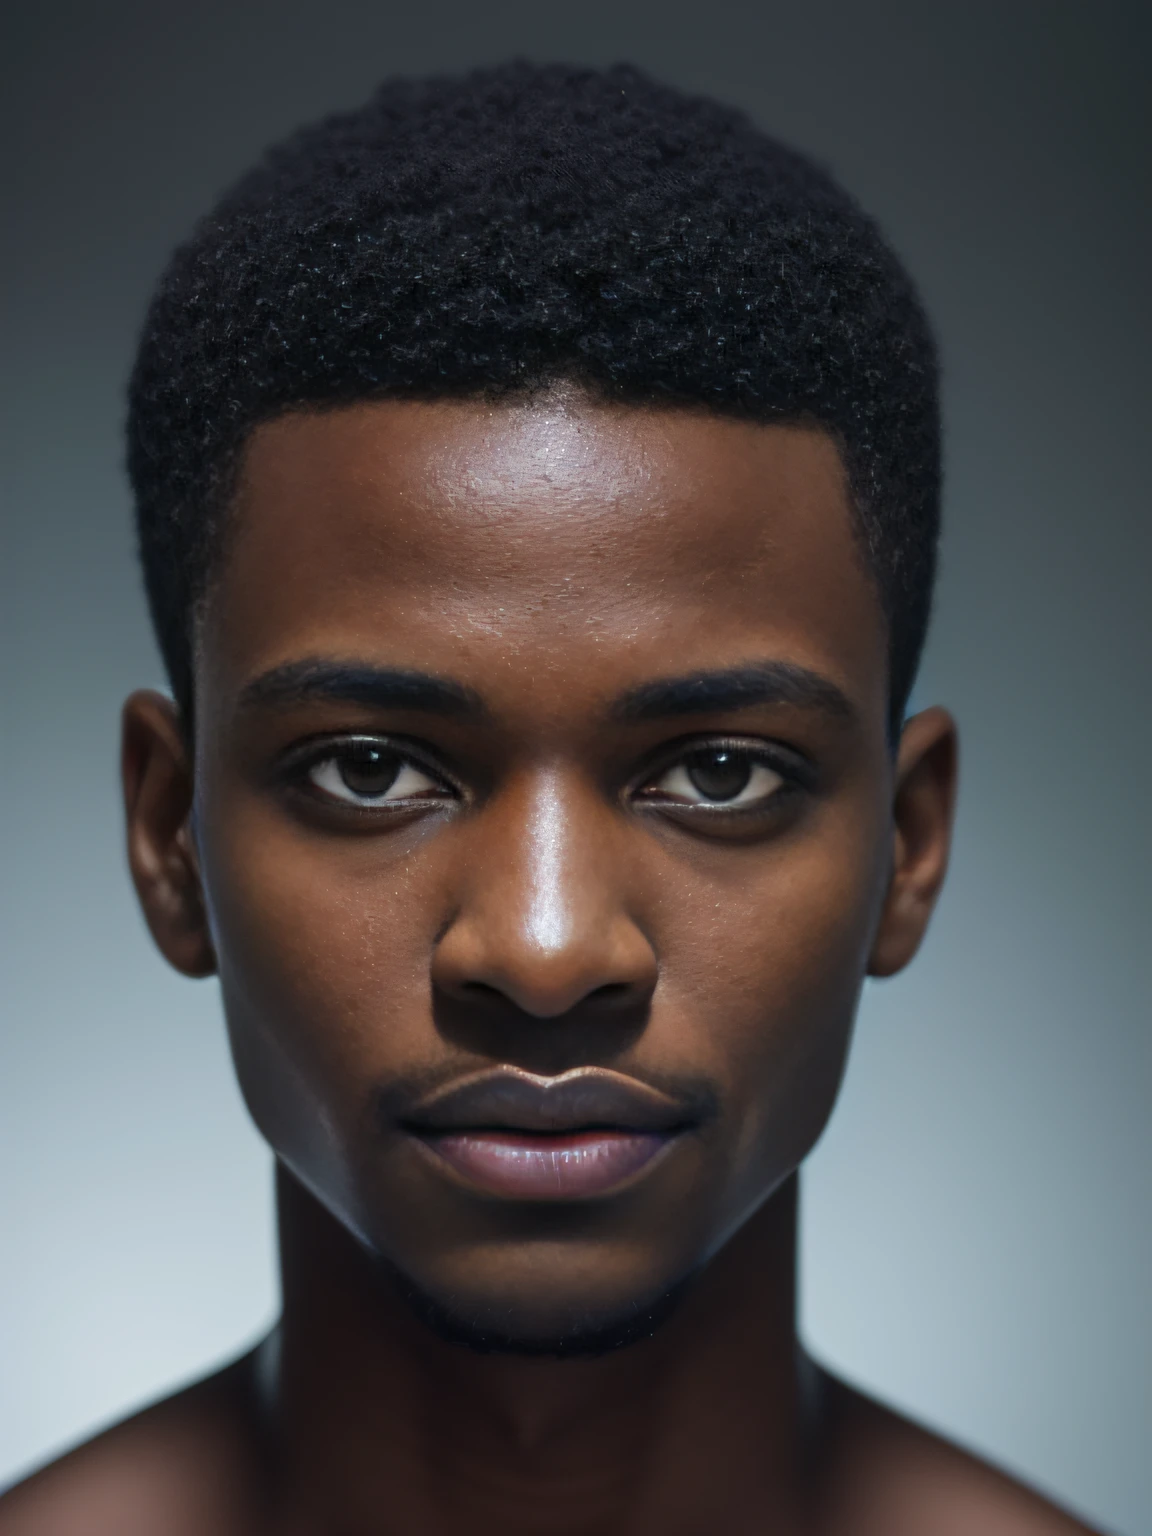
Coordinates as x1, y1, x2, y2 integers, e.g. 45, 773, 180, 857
127, 393, 952, 1349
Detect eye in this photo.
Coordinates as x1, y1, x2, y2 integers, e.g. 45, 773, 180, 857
305, 740, 450, 808
642, 747, 785, 808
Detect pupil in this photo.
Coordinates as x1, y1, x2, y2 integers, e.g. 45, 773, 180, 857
339, 746, 400, 797
686, 749, 751, 802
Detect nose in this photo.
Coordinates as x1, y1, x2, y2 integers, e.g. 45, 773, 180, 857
430, 772, 658, 1018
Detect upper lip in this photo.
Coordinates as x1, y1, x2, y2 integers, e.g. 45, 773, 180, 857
402, 1067, 696, 1136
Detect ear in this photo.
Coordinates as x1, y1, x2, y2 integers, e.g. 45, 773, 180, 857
868, 705, 958, 978
122, 690, 217, 978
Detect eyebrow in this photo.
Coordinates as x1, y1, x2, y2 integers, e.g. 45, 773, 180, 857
612, 662, 855, 722
236, 656, 853, 727
237, 659, 484, 716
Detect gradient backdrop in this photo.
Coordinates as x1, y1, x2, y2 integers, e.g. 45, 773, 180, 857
2, 3, 1148, 1530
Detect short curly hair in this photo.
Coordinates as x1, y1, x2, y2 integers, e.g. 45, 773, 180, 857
127, 61, 940, 733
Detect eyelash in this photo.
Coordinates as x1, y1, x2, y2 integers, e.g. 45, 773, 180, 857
280, 734, 811, 820
635, 737, 810, 812
280, 735, 458, 811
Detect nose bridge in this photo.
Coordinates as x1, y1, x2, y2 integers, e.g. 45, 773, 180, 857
519, 771, 580, 958
432, 767, 656, 1017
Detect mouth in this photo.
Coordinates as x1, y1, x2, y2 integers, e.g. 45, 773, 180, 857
400, 1067, 698, 1201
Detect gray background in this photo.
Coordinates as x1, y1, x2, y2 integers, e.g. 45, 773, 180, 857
2, 2, 1148, 1530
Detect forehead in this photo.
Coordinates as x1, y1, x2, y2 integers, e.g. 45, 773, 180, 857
202, 395, 886, 722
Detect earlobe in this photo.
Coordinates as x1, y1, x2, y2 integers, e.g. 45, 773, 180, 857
121, 690, 217, 979
867, 706, 958, 979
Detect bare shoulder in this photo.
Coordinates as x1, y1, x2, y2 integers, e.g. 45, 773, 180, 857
819, 1369, 1109, 1536
0, 1354, 263, 1536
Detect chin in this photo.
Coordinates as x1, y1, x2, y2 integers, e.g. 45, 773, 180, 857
379, 1251, 696, 1357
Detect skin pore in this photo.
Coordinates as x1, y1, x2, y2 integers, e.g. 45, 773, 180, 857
0, 393, 1098, 1534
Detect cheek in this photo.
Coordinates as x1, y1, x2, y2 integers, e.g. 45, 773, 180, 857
661, 816, 887, 1211
197, 807, 438, 1169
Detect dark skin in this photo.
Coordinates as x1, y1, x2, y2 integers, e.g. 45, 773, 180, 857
1, 394, 1100, 1534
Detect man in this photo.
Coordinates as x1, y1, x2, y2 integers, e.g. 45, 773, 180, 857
0, 62, 1101, 1535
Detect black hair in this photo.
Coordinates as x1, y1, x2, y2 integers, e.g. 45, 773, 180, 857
127, 61, 940, 733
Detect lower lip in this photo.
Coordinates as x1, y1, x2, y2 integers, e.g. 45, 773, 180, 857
416, 1129, 674, 1199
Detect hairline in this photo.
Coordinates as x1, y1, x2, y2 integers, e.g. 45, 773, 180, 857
184, 382, 897, 742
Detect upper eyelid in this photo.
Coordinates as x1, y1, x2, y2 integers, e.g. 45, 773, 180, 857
277, 731, 811, 793
631, 735, 812, 788
281, 733, 460, 791
284, 732, 444, 768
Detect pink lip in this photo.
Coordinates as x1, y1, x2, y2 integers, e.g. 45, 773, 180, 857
417, 1129, 672, 1199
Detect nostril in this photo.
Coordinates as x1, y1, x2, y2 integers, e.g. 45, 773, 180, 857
448, 976, 641, 1017
588, 981, 635, 1006
460, 980, 506, 1002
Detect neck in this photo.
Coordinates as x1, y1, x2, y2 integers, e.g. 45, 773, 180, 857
265, 1165, 817, 1535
